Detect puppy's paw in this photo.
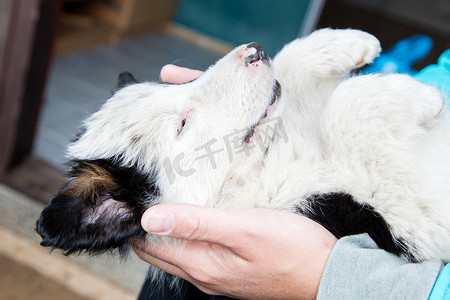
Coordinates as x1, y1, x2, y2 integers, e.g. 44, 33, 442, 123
343, 29, 382, 69
315, 28, 381, 74
409, 77, 446, 127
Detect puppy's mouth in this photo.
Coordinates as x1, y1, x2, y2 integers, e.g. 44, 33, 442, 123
244, 80, 281, 143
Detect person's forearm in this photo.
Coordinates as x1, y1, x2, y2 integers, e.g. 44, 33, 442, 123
318, 234, 443, 300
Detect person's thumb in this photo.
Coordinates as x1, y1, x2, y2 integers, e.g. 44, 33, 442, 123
140, 204, 249, 246
160, 65, 203, 84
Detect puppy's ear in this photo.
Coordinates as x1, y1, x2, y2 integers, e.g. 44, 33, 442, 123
116, 72, 138, 90
36, 159, 159, 256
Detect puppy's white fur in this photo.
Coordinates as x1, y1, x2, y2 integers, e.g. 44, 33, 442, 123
69, 29, 450, 262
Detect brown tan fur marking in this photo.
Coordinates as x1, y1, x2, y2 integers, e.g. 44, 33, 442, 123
66, 163, 120, 203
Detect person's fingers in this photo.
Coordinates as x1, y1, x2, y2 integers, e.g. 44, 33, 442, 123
135, 206, 337, 299
160, 64, 203, 84
132, 241, 220, 295
132, 241, 189, 279
141, 204, 259, 249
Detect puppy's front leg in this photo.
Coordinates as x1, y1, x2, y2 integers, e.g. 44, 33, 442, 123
272, 29, 381, 117
273, 28, 381, 81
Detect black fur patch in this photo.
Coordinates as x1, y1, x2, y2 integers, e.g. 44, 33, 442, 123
116, 72, 138, 90
36, 157, 160, 256
71, 125, 87, 143
298, 193, 410, 259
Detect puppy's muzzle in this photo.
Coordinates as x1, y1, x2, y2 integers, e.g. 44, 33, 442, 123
245, 42, 270, 66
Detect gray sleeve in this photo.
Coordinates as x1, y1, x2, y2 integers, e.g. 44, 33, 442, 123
317, 233, 443, 300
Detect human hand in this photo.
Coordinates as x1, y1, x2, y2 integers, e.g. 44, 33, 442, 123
133, 204, 337, 300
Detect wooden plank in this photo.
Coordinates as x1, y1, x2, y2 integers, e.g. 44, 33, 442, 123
109, 0, 135, 42
0, 156, 65, 204
0, 0, 40, 171
61, 12, 97, 28
54, 25, 113, 56
165, 23, 234, 56
14, 0, 61, 166
0, 227, 137, 300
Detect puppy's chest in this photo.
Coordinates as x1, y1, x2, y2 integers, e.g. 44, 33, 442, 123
216, 150, 330, 211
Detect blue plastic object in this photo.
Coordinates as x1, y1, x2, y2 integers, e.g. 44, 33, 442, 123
363, 35, 433, 75
413, 49, 450, 103
428, 264, 450, 300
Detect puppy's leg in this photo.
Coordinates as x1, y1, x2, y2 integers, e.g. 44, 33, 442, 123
273, 29, 381, 120
273, 28, 381, 82
323, 74, 449, 261
324, 74, 445, 144
323, 74, 446, 173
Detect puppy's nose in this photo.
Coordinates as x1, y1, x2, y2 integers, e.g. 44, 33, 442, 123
244, 42, 269, 66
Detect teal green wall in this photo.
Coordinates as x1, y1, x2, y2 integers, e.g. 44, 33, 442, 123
174, 0, 311, 56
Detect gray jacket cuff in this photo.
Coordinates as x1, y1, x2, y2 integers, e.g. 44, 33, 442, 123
317, 233, 443, 300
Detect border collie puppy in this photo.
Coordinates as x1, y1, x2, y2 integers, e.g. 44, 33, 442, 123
37, 29, 450, 265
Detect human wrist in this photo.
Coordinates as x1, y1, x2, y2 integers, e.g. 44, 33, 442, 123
284, 223, 337, 300
304, 233, 337, 299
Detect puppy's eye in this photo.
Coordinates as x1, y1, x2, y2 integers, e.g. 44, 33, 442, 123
177, 118, 186, 135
